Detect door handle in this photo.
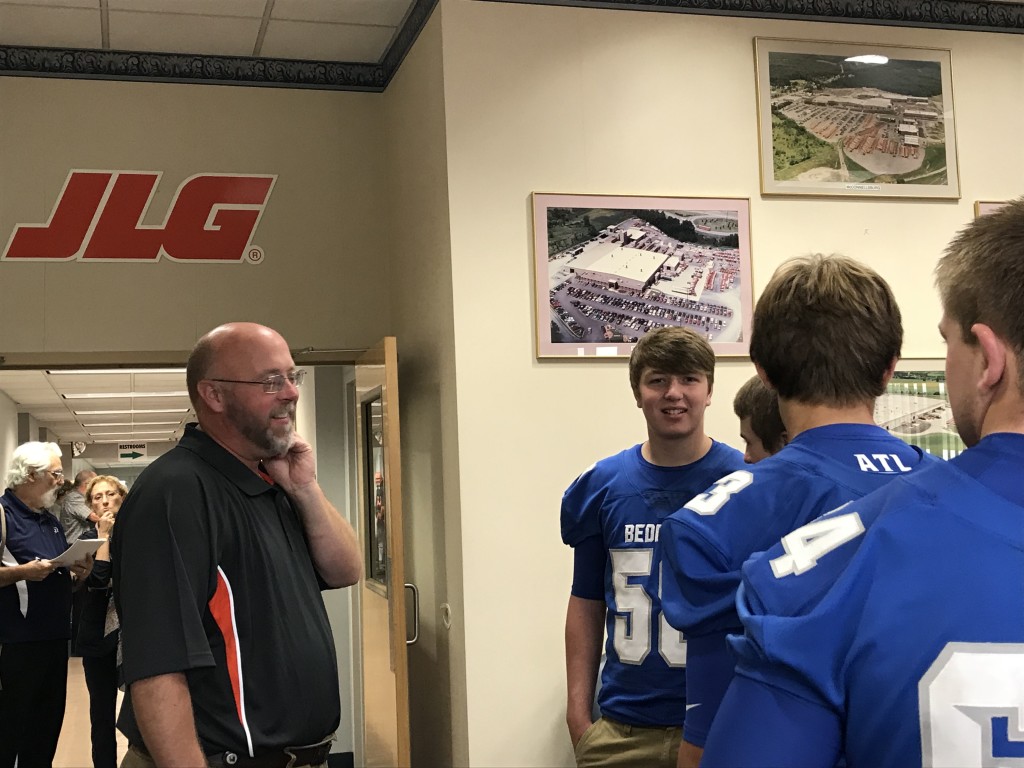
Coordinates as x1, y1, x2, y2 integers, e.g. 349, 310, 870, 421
405, 583, 419, 645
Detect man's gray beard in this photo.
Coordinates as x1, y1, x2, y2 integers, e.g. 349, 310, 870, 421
225, 398, 296, 458
40, 489, 57, 509
265, 427, 296, 457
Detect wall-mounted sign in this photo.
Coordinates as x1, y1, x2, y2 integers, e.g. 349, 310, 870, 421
118, 442, 148, 461
1, 171, 276, 263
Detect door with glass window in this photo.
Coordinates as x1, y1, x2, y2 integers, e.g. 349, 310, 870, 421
355, 338, 411, 768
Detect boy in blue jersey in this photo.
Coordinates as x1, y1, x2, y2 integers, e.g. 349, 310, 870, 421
702, 199, 1024, 768
660, 255, 937, 768
562, 327, 744, 768
733, 375, 787, 464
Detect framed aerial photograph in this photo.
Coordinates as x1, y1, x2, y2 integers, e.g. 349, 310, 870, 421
755, 38, 959, 199
874, 361, 964, 460
532, 193, 753, 358
975, 201, 1008, 217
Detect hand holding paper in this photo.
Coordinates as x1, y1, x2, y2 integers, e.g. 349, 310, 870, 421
51, 538, 106, 567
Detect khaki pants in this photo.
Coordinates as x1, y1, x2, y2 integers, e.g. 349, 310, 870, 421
120, 745, 155, 768
574, 716, 683, 768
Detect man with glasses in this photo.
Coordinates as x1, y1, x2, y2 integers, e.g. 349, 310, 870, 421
113, 322, 361, 768
0, 442, 94, 768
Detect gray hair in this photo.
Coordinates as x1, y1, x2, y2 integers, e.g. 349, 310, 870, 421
6, 442, 62, 489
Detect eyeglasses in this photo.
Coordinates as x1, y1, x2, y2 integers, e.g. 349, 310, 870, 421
45, 469, 64, 480
207, 370, 306, 394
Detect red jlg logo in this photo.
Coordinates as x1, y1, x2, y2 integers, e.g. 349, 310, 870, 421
1, 171, 276, 263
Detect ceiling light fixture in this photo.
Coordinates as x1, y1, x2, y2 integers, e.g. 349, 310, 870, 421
62, 391, 189, 400
82, 421, 183, 428
46, 368, 186, 375
73, 408, 191, 416
88, 429, 178, 436
90, 438, 177, 444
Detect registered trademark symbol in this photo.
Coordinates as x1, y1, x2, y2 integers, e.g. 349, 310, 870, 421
247, 247, 264, 264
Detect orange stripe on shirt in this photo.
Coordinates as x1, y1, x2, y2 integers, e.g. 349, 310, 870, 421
209, 570, 245, 731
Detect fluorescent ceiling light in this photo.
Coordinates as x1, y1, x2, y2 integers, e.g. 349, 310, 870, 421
47, 368, 185, 375
91, 438, 176, 444
73, 408, 191, 416
83, 421, 182, 427
63, 391, 189, 400
88, 429, 177, 436
845, 54, 888, 64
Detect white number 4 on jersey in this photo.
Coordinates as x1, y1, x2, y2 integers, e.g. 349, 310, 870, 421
770, 511, 865, 578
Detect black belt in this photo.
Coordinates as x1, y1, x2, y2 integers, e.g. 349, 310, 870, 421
206, 742, 332, 768
132, 738, 333, 768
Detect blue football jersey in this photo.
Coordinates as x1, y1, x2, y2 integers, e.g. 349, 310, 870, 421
703, 432, 1024, 768
561, 441, 744, 726
660, 423, 935, 745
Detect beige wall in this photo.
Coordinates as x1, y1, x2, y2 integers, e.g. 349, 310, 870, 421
438, 1, 1023, 764
0, 390, 17, 482
0, 77, 391, 354
383, 7, 469, 765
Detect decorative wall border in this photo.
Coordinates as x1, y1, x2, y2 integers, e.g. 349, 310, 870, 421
0, 0, 439, 92
497, 0, 1024, 34
0, 0, 1020, 92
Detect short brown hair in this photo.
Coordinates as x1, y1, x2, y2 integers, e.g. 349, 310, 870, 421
750, 254, 901, 406
733, 375, 786, 454
936, 198, 1024, 390
629, 327, 716, 396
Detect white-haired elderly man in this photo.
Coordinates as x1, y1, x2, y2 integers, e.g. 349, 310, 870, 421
0, 442, 93, 768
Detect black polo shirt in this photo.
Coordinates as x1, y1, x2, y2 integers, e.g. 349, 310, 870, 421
0, 489, 72, 643
112, 424, 340, 755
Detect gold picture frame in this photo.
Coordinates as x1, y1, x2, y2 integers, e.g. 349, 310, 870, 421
975, 201, 1008, 217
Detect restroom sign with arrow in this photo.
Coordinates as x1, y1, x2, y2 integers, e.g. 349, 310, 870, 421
118, 442, 147, 461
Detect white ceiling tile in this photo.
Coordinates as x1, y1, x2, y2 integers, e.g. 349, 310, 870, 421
49, 373, 134, 392
129, 395, 192, 406
67, 397, 136, 410
109, 10, 262, 56
0, 0, 96, 7
0, 371, 49, 388
261, 18, 394, 63
108, 0, 267, 17
273, 0, 413, 27
0, 364, 193, 452
130, 373, 188, 388
0, 5, 102, 48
